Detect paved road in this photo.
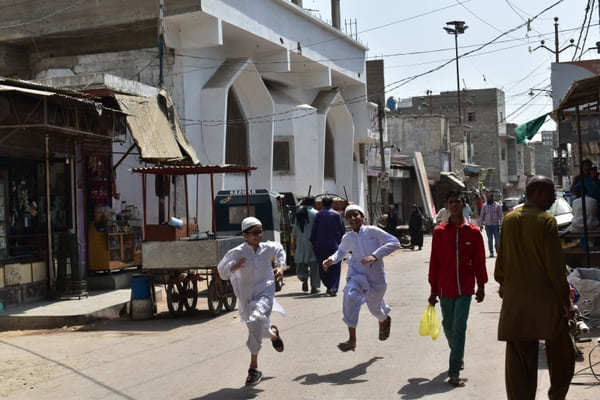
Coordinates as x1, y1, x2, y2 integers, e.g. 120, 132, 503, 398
1, 236, 598, 399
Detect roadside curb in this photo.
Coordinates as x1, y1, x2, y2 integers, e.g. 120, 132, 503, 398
0, 301, 128, 331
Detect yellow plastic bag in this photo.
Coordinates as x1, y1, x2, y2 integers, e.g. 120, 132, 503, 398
418, 305, 441, 340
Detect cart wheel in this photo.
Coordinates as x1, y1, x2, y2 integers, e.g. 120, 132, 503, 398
166, 280, 185, 315
222, 280, 237, 311
399, 234, 412, 249
183, 279, 198, 312
207, 279, 223, 314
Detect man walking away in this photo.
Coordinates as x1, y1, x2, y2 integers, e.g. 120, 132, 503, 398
293, 197, 321, 294
408, 204, 424, 250
311, 196, 345, 296
480, 193, 503, 257
428, 191, 487, 387
495, 176, 575, 400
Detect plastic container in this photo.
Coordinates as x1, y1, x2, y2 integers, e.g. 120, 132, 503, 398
130, 274, 152, 300
168, 217, 184, 229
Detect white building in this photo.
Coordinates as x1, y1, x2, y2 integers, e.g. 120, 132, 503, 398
4, 0, 371, 231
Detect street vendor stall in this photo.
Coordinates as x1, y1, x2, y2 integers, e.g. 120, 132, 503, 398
132, 164, 256, 316
553, 76, 600, 267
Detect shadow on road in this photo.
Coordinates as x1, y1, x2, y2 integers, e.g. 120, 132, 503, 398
75, 309, 233, 333
293, 356, 383, 386
397, 371, 456, 399
190, 377, 273, 399
0, 340, 136, 399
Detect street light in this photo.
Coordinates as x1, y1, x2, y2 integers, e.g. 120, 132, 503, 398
444, 20, 467, 169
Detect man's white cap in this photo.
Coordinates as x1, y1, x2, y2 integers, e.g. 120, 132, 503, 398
345, 204, 365, 216
241, 217, 262, 232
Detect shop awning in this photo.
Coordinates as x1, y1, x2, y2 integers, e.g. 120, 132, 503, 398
441, 171, 466, 189
115, 91, 199, 163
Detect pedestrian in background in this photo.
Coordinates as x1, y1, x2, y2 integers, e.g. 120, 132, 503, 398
495, 176, 575, 400
462, 198, 472, 222
323, 204, 400, 352
293, 197, 321, 294
311, 196, 345, 296
479, 193, 503, 257
408, 204, 424, 250
428, 191, 487, 387
217, 217, 286, 386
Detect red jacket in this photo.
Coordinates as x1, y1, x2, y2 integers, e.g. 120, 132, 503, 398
429, 219, 487, 298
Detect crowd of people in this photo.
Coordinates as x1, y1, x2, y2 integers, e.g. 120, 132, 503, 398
217, 181, 576, 399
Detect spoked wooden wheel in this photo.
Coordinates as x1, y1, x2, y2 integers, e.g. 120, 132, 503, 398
207, 279, 224, 315
183, 279, 198, 312
166, 279, 186, 315
222, 280, 237, 311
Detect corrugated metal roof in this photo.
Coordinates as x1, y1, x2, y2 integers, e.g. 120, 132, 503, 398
115, 91, 199, 163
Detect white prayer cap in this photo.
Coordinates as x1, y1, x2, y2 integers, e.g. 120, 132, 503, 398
345, 204, 365, 216
241, 217, 262, 232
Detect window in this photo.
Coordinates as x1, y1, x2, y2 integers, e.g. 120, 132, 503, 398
229, 206, 256, 224
273, 137, 293, 173
501, 147, 506, 161
324, 122, 335, 179
467, 112, 476, 122
465, 131, 472, 163
225, 88, 249, 166
499, 112, 504, 122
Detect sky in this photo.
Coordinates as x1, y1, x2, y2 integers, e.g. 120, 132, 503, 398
309, 0, 599, 135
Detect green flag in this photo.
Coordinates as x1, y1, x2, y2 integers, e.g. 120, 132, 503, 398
514, 114, 548, 144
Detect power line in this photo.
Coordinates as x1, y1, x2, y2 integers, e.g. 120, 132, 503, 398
0, 0, 87, 30
174, 0, 566, 128
573, 0, 593, 61
578, 0, 597, 60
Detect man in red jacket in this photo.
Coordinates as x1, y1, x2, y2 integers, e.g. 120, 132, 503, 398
428, 190, 488, 387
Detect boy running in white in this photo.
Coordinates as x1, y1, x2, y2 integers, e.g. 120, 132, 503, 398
217, 217, 286, 386
323, 205, 400, 351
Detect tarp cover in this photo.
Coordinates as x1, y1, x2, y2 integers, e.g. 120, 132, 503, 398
115, 91, 199, 163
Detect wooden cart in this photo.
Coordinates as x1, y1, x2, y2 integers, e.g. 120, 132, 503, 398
133, 164, 256, 316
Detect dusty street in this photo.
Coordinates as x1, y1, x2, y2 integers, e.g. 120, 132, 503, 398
1, 236, 599, 399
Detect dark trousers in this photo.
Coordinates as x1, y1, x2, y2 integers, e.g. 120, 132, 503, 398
440, 295, 472, 377
505, 324, 575, 400
314, 247, 341, 292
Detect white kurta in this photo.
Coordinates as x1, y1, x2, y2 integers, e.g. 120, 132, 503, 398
217, 241, 286, 354
329, 225, 400, 327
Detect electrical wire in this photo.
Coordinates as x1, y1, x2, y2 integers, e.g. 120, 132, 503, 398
578, 0, 597, 60
0, 0, 86, 30
573, 0, 593, 61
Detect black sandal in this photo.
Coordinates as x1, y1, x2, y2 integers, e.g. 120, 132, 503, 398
246, 368, 262, 386
379, 316, 391, 341
337, 340, 356, 352
271, 325, 284, 352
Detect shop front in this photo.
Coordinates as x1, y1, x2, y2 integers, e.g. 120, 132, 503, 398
0, 78, 125, 305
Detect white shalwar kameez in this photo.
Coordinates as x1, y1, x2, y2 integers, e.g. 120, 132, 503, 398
217, 241, 286, 354
328, 225, 400, 327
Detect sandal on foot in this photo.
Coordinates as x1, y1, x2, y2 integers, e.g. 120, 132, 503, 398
379, 316, 391, 341
246, 368, 263, 386
337, 341, 356, 352
271, 325, 284, 352
448, 376, 466, 387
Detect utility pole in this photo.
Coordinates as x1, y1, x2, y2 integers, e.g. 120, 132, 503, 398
532, 17, 576, 62
444, 21, 467, 170
158, 0, 165, 88
378, 102, 388, 213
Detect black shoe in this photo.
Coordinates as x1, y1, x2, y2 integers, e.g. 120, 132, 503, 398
328, 289, 337, 297
310, 288, 320, 294
302, 280, 308, 292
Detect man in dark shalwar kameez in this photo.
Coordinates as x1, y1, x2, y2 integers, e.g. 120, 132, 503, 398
310, 197, 345, 296
409, 204, 424, 251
